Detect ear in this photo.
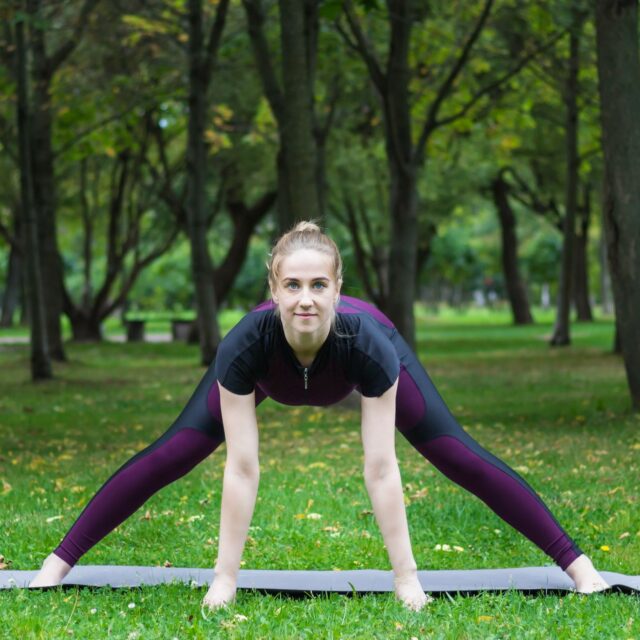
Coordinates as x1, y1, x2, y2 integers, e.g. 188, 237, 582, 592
334, 278, 343, 304
270, 285, 279, 304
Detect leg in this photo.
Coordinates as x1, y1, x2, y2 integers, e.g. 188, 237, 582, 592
31, 362, 265, 585
394, 354, 582, 570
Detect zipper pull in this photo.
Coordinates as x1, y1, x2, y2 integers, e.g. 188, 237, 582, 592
303, 367, 308, 390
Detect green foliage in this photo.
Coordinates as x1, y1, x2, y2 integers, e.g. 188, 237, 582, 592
0, 0, 610, 322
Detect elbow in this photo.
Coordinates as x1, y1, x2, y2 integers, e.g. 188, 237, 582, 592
363, 458, 398, 485
226, 457, 260, 481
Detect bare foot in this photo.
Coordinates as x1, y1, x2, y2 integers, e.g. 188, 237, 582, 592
29, 553, 72, 588
202, 575, 237, 611
394, 574, 432, 611
565, 554, 610, 594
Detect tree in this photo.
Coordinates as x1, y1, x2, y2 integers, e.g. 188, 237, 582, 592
491, 170, 534, 324
185, 0, 229, 364
26, 0, 100, 361
61, 123, 180, 341
595, 0, 640, 410
339, 0, 556, 346
15, 12, 51, 379
550, 7, 586, 346
243, 0, 335, 231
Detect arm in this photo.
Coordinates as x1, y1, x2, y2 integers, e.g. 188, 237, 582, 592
361, 379, 429, 610
203, 383, 259, 608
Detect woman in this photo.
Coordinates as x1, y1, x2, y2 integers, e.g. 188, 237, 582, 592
30, 222, 608, 611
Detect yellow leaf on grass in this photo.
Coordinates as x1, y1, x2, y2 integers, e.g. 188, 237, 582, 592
477, 616, 494, 622
1, 480, 11, 495
600, 545, 610, 552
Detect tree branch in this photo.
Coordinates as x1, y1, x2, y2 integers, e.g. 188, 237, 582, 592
416, 29, 566, 164
243, 0, 285, 123
414, 0, 494, 162
203, 0, 231, 91
340, 0, 386, 94
48, 0, 102, 74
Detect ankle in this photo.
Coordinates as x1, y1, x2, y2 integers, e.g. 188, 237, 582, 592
564, 554, 591, 580
43, 553, 72, 575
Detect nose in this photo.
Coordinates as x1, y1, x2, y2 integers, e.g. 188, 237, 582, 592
299, 287, 313, 307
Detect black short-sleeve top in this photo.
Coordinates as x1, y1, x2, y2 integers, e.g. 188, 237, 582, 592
214, 295, 401, 406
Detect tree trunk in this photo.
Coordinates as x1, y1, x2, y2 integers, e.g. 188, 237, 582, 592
278, 0, 320, 228
386, 161, 418, 346
595, 0, 640, 409
69, 314, 103, 342
243, 0, 322, 233
491, 174, 534, 325
1, 214, 22, 327
28, 0, 66, 361
80, 157, 94, 310
382, 0, 417, 347
551, 21, 581, 346
599, 230, 614, 315
573, 187, 593, 321
15, 16, 52, 380
216, 168, 276, 304
187, 0, 221, 365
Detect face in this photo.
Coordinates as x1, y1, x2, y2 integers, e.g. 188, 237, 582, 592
270, 249, 341, 340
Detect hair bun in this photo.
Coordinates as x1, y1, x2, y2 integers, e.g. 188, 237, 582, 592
293, 220, 321, 234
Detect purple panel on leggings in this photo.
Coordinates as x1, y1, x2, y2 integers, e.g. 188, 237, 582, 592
54, 428, 220, 567
336, 295, 395, 328
417, 436, 580, 570
395, 365, 426, 432
252, 299, 276, 312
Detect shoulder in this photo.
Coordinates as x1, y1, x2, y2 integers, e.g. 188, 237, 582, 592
217, 308, 276, 356
336, 308, 399, 398
214, 309, 276, 393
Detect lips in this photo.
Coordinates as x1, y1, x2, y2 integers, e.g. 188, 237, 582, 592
295, 313, 316, 317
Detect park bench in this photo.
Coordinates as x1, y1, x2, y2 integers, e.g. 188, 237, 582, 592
123, 314, 197, 343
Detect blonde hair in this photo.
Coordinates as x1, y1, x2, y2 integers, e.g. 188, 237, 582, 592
267, 220, 343, 292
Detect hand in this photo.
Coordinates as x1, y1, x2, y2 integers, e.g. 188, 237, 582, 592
202, 574, 237, 611
394, 573, 432, 611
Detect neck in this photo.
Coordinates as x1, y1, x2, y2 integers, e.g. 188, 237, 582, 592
282, 320, 331, 363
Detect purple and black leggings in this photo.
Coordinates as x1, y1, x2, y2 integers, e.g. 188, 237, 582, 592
53, 334, 582, 570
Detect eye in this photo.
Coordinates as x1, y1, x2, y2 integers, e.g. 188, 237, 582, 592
285, 282, 300, 290
313, 281, 327, 289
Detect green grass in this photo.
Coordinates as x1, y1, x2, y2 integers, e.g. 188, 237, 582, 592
1, 309, 638, 639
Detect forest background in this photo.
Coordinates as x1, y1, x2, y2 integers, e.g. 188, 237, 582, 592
1, 0, 639, 409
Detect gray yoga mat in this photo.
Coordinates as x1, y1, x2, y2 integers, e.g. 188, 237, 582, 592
1, 566, 638, 595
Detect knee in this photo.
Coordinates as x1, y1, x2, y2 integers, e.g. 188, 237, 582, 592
421, 436, 490, 487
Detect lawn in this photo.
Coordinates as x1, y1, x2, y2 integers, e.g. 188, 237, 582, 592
1, 308, 638, 639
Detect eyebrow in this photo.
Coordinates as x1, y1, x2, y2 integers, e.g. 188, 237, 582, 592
282, 276, 330, 282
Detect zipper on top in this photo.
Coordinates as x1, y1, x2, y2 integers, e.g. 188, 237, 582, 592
303, 367, 309, 390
